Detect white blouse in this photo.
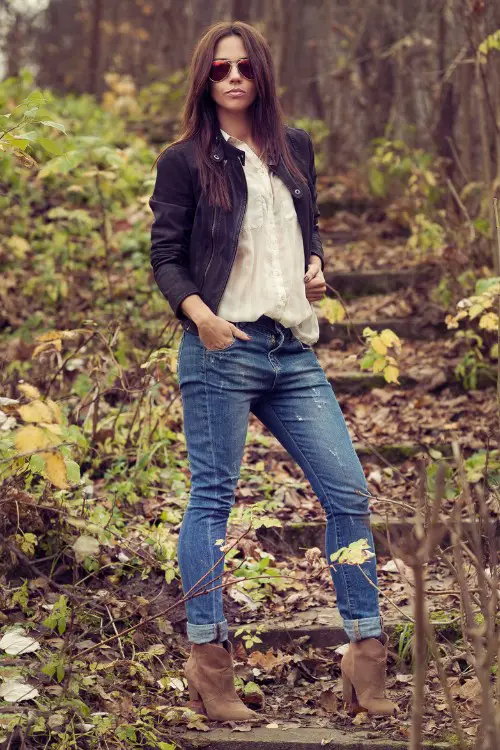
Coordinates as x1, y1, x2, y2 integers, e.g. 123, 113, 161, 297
216, 129, 319, 346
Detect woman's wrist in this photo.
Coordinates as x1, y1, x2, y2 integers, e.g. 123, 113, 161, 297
180, 294, 216, 326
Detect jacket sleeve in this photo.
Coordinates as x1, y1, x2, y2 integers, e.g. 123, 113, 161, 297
149, 145, 200, 321
305, 131, 325, 272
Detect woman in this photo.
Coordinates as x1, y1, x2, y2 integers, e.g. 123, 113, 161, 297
149, 21, 398, 723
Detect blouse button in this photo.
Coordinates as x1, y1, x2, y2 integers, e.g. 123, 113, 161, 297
294, 188, 301, 195
213, 154, 220, 160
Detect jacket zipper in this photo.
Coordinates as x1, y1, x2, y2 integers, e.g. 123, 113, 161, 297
200, 204, 218, 294
213, 156, 247, 314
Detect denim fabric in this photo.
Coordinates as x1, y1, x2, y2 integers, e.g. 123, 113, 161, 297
176, 315, 382, 644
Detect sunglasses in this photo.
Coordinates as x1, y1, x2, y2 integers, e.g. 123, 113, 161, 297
208, 57, 255, 83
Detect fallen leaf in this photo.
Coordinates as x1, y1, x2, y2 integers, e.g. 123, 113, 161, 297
352, 711, 370, 725
0, 679, 39, 702
73, 534, 100, 563
319, 689, 340, 712
334, 643, 349, 656
0, 627, 40, 655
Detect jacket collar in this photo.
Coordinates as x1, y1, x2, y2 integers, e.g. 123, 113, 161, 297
209, 126, 302, 197
211, 126, 279, 167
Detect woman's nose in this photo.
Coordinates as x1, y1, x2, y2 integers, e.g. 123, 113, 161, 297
229, 64, 242, 82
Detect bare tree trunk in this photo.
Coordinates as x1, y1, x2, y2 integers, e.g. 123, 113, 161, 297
356, 0, 397, 142
232, 0, 250, 22
459, 55, 474, 180
433, 0, 456, 180
5, 10, 22, 78
88, 0, 102, 96
262, 0, 285, 82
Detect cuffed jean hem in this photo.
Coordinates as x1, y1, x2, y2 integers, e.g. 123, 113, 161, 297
344, 616, 382, 642
186, 619, 229, 644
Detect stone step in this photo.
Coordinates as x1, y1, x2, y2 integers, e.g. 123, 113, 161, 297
324, 265, 440, 298
226, 605, 457, 653
321, 229, 362, 244
318, 318, 450, 344
181, 725, 449, 749
329, 371, 418, 394
255, 515, 500, 559
327, 370, 495, 394
257, 442, 452, 467
318, 196, 373, 219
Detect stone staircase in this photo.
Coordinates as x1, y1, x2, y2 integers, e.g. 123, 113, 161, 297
176, 227, 495, 750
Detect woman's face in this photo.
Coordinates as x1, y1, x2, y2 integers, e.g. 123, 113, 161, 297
208, 34, 257, 114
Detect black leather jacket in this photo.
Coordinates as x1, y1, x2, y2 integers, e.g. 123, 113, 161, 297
149, 125, 324, 334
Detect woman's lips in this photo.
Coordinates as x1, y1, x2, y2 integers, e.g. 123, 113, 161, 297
227, 91, 246, 97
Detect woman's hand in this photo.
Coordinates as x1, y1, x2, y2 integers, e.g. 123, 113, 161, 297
198, 314, 252, 351
304, 259, 326, 302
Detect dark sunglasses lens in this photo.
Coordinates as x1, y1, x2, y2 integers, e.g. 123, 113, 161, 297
209, 61, 231, 82
238, 59, 254, 79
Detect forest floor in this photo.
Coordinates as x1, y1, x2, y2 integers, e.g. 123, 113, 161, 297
2, 191, 498, 750
146, 209, 497, 747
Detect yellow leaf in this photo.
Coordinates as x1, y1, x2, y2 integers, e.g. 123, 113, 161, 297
40, 423, 62, 436
18, 400, 53, 424
40, 422, 61, 447
15, 425, 50, 453
18, 383, 41, 400
384, 365, 400, 384
60, 330, 81, 340
469, 303, 484, 320
32, 342, 55, 358
330, 539, 375, 565
35, 331, 64, 343
380, 329, 401, 349
42, 452, 68, 489
372, 357, 386, 374
46, 398, 62, 424
7, 236, 30, 258
424, 170, 436, 187
319, 298, 346, 324
372, 337, 387, 356
479, 312, 498, 331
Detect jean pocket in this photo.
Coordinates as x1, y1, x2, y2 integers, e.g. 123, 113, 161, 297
203, 334, 238, 352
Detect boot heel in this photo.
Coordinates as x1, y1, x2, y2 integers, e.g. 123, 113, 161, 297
342, 672, 360, 715
186, 679, 207, 716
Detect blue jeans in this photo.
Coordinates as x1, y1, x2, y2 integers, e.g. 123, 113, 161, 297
176, 315, 381, 644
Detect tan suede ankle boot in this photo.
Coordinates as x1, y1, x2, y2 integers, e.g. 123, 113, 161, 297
184, 640, 261, 722
340, 633, 399, 716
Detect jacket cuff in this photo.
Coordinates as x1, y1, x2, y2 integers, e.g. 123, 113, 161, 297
153, 265, 200, 321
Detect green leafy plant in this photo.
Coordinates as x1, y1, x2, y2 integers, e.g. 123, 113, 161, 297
446, 276, 499, 389
0, 87, 67, 165
367, 137, 445, 255
233, 624, 265, 649
478, 29, 500, 63
42, 594, 70, 635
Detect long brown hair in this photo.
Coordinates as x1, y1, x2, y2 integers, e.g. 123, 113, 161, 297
153, 21, 307, 211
